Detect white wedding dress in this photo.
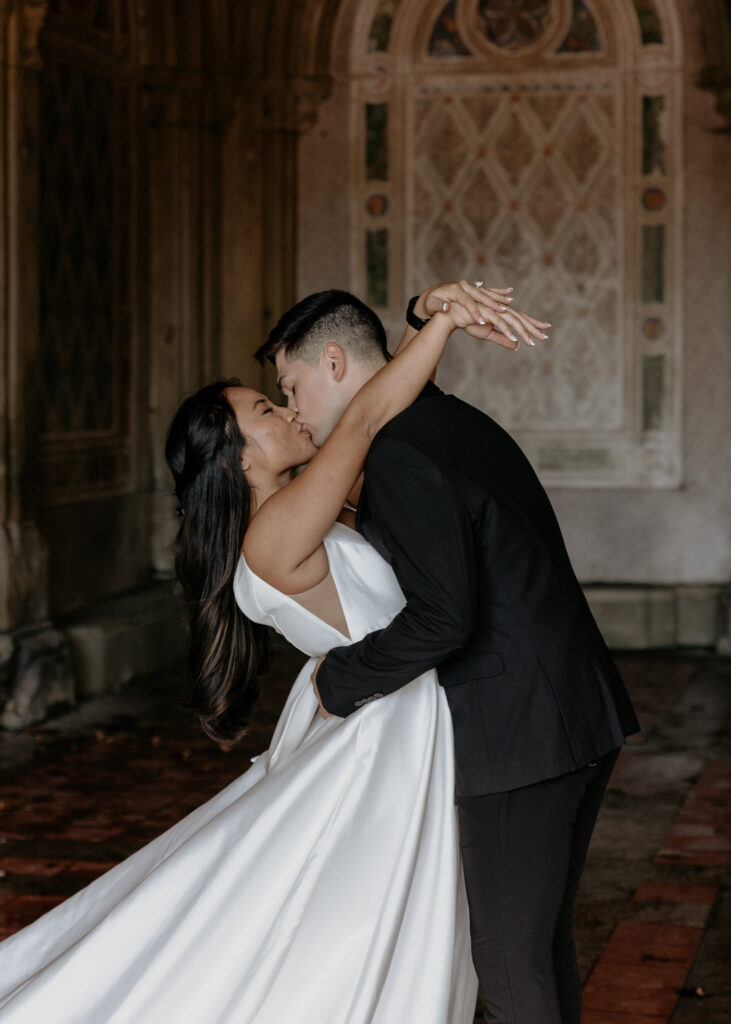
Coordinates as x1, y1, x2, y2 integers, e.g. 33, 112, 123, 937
0, 522, 477, 1023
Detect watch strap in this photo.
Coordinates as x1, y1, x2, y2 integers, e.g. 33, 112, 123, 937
406, 295, 430, 331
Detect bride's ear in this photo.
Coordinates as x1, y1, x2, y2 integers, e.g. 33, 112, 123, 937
323, 342, 346, 382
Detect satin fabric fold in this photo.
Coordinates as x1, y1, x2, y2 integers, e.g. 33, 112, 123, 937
0, 524, 477, 1023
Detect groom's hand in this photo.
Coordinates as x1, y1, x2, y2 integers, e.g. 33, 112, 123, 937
415, 280, 550, 350
311, 655, 333, 719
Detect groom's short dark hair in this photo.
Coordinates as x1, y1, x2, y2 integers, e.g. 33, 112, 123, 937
256, 290, 389, 367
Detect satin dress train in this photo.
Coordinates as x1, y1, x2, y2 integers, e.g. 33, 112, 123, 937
0, 522, 477, 1023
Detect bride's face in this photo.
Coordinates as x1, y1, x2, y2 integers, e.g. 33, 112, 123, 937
225, 386, 317, 476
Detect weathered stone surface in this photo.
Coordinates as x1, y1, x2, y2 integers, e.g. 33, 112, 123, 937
0, 628, 75, 730
64, 583, 186, 698
585, 585, 722, 650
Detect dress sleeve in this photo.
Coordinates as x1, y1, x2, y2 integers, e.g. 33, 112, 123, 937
316, 435, 478, 716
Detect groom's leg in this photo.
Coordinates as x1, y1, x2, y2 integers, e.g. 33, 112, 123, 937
552, 749, 619, 1023
456, 750, 618, 1024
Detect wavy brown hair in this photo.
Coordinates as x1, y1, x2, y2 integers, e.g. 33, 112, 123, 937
165, 380, 270, 744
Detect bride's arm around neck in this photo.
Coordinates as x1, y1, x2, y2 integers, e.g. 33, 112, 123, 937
244, 307, 460, 595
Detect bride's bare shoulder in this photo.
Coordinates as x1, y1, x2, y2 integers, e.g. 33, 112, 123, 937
243, 493, 331, 596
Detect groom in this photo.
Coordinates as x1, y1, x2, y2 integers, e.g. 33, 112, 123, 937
256, 282, 639, 1024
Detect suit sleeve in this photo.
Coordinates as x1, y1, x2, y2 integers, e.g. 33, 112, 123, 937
316, 435, 477, 716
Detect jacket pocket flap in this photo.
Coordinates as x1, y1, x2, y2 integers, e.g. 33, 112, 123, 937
439, 647, 505, 687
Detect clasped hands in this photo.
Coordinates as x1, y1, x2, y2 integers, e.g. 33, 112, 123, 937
416, 280, 550, 350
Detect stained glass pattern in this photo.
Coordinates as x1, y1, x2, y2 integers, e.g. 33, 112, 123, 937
368, 0, 402, 53
477, 0, 551, 50
429, 0, 471, 57
632, 0, 663, 45
557, 0, 601, 53
642, 96, 666, 175
366, 103, 389, 180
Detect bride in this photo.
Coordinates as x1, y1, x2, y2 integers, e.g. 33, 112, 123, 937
0, 282, 544, 1023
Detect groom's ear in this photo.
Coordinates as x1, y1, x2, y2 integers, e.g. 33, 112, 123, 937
323, 342, 347, 382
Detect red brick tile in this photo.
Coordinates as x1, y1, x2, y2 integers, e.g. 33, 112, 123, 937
654, 848, 730, 867
599, 921, 703, 965
583, 982, 678, 1016
660, 832, 731, 853
0, 857, 69, 877
632, 883, 718, 905
63, 860, 118, 876
586, 961, 688, 991
582, 1011, 668, 1024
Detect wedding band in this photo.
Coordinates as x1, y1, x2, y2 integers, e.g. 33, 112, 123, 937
474, 280, 484, 288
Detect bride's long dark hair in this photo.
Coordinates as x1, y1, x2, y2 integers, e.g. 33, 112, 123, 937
165, 380, 270, 745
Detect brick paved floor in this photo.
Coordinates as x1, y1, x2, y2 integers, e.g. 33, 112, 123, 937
0, 649, 729, 1022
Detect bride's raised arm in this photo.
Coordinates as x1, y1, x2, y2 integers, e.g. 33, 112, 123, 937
244, 301, 464, 593
246, 281, 550, 594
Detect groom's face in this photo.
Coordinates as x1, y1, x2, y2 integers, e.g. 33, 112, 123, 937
275, 350, 345, 448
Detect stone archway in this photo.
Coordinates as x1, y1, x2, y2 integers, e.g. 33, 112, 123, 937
296, 0, 731, 648
301, 0, 686, 490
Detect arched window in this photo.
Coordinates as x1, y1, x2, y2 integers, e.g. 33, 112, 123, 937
347, 0, 682, 487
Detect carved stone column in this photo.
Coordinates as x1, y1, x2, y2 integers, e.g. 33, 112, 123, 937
220, 74, 331, 397
143, 67, 225, 575
0, 0, 75, 726
0, 0, 49, 630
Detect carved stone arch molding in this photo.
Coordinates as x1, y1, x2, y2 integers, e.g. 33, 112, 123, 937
340, 0, 685, 488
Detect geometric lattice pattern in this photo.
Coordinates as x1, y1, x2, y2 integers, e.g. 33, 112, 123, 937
411, 79, 622, 432
38, 6, 133, 501
40, 61, 116, 435
351, 0, 682, 485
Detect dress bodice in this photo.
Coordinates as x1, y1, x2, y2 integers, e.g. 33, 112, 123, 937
233, 522, 406, 656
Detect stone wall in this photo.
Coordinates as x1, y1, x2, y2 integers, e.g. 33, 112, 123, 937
298, 0, 731, 645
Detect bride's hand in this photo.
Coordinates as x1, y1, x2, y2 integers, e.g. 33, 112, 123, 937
415, 280, 550, 350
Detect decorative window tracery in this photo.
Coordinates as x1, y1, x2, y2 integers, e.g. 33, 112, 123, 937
357, 0, 681, 487
39, 1, 135, 503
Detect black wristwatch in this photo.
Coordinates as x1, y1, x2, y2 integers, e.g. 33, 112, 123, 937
406, 295, 430, 331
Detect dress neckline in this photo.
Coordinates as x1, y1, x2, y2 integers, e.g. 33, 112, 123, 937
238, 522, 358, 643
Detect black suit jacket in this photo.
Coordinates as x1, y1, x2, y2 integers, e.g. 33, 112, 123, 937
316, 383, 639, 797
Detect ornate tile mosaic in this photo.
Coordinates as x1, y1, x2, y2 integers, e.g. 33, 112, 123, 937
352, 0, 681, 486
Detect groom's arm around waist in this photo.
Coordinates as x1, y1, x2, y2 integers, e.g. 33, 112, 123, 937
316, 435, 477, 717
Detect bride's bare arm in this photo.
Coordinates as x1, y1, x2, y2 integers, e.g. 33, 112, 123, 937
244, 305, 462, 593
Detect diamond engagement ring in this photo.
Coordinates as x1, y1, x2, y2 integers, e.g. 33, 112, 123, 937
474, 280, 484, 288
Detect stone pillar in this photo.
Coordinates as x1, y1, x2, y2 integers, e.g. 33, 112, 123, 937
148, 65, 331, 575
220, 75, 331, 400
144, 68, 225, 576
0, 0, 75, 726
